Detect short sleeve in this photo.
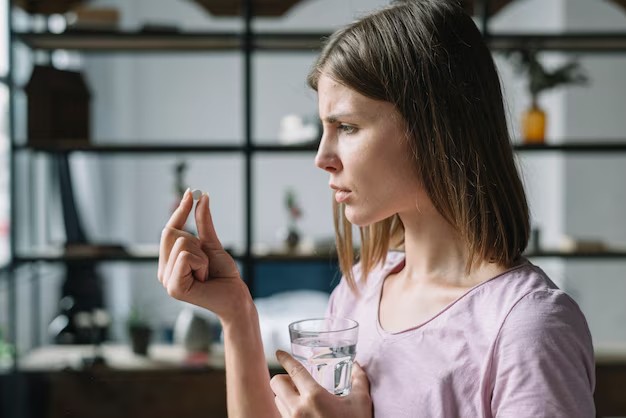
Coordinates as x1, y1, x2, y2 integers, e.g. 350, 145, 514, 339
325, 283, 339, 317
490, 290, 596, 418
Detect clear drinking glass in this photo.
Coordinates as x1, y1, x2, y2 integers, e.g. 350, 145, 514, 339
288, 317, 359, 396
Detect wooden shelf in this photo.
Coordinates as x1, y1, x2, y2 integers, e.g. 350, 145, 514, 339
14, 245, 163, 263
526, 250, 626, 259
251, 143, 320, 152
13, 246, 340, 264
15, 142, 322, 154
514, 142, 626, 153
15, 31, 626, 53
13, 246, 626, 264
16, 143, 245, 154
252, 252, 338, 262
487, 32, 626, 53
14, 141, 626, 154
14, 30, 327, 52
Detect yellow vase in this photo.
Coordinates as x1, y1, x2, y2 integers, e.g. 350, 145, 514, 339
522, 103, 546, 144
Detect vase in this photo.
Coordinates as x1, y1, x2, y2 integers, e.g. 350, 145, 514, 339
174, 309, 212, 353
522, 100, 546, 144
285, 227, 300, 252
129, 325, 152, 356
190, 0, 307, 17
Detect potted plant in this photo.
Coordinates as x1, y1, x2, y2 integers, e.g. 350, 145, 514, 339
127, 307, 152, 356
0, 328, 14, 370
283, 188, 303, 252
506, 49, 588, 143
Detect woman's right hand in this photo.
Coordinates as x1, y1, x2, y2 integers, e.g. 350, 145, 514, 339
158, 189, 250, 324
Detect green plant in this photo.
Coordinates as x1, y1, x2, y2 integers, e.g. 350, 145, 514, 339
0, 327, 14, 365
285, 188, 303, 228
283, 188, 303, 251
506, 49, 589, 102
127, 307, 150, 329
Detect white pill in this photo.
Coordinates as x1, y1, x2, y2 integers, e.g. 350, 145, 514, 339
192, 189, 203, 201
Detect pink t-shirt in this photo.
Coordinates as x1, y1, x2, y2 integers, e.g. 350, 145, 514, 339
326, 251, 596, 417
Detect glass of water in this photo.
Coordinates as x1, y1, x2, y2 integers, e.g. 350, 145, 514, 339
288, 317, 359, 396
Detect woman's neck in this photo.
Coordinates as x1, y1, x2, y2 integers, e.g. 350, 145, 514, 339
396, 208, 507, 289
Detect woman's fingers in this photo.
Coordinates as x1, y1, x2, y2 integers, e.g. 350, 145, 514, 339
158, 189, 194, 280
166, 188, 193, 229
163, 236, 206, 287
350, 362, 370, 393
349, 362, 373, 411
270, 374, 299, 411
158, 227, 196, 282
274, 395, 290, 418
276, 350, 318, 394
165, 250, 209, 301
195, 193, 224, 251
269, 357, 372, 418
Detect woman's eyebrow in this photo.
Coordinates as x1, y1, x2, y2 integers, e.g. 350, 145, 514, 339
322, 112, 359, 123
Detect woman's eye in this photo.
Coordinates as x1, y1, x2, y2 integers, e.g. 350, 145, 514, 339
339, 124, 357, 135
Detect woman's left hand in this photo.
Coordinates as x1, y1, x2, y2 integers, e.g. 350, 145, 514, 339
270, 350, 373, 418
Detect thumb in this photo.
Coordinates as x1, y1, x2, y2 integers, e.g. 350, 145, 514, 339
350, 362, 370, 394
195, 193, 223, 250
276, 350, 318, 393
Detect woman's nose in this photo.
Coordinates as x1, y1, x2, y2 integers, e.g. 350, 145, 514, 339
315, 136, 341, 173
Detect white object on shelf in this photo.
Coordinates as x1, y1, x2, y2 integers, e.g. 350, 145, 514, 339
173, 308, 213, 353
278, 114, 319, 145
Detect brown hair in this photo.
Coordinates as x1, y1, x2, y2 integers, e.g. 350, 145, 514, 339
308, 0, 529, 290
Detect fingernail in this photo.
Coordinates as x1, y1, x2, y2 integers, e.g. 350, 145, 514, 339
276, 350, 286, 359
183, 188, 190, 201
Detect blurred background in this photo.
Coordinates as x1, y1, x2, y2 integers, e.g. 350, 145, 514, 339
1, 0, 626, 417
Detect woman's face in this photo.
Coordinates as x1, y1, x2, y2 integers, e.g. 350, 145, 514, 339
315, 73, 424, 226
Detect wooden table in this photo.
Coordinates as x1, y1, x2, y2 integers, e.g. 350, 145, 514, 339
595, 343, 626, 417
1, 344, 253, 418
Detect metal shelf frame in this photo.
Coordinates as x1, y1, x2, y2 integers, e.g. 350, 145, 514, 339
513, 142, 626, 153
14, 30, 626, 54
12, 141, 626, 154
11, 249, 626, 265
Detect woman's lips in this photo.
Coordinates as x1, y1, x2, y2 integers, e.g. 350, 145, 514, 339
330, 184, 352, 203
334, 190, 351, 203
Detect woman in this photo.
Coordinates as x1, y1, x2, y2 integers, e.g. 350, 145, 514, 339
158, 1, 596, 416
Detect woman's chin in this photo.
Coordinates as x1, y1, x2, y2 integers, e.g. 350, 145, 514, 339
344, 209, 378, 228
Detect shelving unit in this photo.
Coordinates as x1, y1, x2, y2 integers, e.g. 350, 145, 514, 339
7, 21, 341, 295
4, 4, 626, 323
14, 30, 626, 53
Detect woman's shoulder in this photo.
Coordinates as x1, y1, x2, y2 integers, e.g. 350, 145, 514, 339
488, 267, 596, 415
483, 261, 592, 344
476, 260, 563, 305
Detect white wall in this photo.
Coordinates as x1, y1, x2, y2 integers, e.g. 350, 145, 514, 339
490, 0, 568, 286
561, 0, 626, 343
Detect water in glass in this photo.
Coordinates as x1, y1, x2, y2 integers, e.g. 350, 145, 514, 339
291, 336, 356, 396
